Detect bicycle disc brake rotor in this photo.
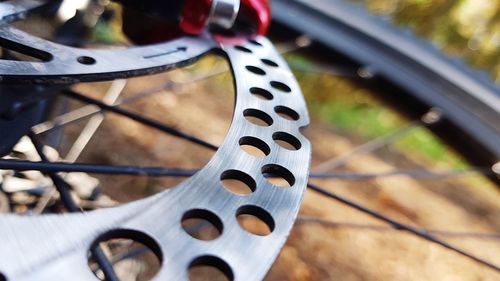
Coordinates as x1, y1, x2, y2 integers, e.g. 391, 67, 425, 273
0, 2, 311, 280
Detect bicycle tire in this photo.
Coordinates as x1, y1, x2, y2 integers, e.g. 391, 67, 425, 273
271, 0, 500, 171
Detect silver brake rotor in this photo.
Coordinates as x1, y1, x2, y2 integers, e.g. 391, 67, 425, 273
0, 1, 311, 280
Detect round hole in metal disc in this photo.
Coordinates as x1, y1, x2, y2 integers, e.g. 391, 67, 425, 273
236, 205, 275, 236
273, 132, 302, 151
221, 170, 257, 195
270, 81, 292, 93
87, 229, 162, 281
261, 58, 279, 67
182, 209, 223, 241
243, 109, 274, 127
189, 256, 234, 281
77, 56, 96, 65
239, 136, 271, 157
261, 164, 295, 188
274, 105, 300, 121
250, 87, 273, 100
245, 65, 266, 76
234, 45, 252, 53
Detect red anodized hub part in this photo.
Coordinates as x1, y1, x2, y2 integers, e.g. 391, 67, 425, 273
180, 0, 271, 35
240, 0, 271, 35
180, 0, 212, 35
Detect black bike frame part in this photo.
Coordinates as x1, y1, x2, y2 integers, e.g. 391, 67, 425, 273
0, 85, 59, 156
113, 0, 184, 21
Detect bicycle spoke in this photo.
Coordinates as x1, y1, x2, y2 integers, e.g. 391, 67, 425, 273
28, 132, 120, 281
307, 182, 500, 273
32, 103, 102, 134
313, 121, 421, 172
28, 133, 79, 212
275, 35, 312, 54
32, 71, 225, 134
2, 158, 487, 182
30, 37, 335, 138
90, 247, 120, 281
296, 216, 500, 241
288, 60, 359, 77
65, 79, 127, 162
62, 89, 218, 151
0, 159, 197, 177
309, 167, 492, 180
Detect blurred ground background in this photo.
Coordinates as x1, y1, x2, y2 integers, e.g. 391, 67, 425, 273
6, 0, 500, 280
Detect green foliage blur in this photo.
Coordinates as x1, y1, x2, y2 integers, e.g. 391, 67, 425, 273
352, 0, 499, 82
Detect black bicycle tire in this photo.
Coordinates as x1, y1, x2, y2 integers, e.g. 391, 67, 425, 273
271, 0, 500, 171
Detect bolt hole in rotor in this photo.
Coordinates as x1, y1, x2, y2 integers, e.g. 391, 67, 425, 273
270, 81, 291, 93
261, 164, 295, 188
245, 65, 266, 75
234, 45, 253, 53
236, 205, 275, 236
239, 136, 271, 157
87, 229, 162, 281
188, 256, 234, 281
247, 39, 263, 46
261, 59, 279, 67
243, 109, 274, 127
221, 169, 257, 195
249, 87, 274, 100
274, 106, 300, 121
77, 56, 97, 65
182, 209, 223, 241
272, 132, 302, 151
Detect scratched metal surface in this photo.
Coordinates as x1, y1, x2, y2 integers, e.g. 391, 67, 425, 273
0, 25, 216, 84
0, 0, 47, 23
0, 2, 311, 280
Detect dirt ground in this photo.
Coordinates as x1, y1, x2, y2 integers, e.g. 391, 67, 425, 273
65, 56, 500, 281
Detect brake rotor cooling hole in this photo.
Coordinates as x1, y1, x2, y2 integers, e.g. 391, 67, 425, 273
239, 136, 271, 157
234, 45, 252, 53
221, 169, 257, 195
77, 56, 96, 65
261, 59, 279, 67
87, 229, 162, 281
181, 209, 223, 241
236, 205, 275, 236
250, 87, 273, 100
248, 39, 263, 46
273, 132, 302, 151
270, 81, 292, 93
275, 106, 300, 121
188, 256, 234, 281
243, 109, 274, 127
261, 164, 295, 188
245, 65, 266, 76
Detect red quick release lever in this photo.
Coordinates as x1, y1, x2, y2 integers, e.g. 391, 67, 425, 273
180, 0, 271, 35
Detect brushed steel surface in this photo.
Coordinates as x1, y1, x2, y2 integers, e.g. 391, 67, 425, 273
0, 34, 311, 281
208, 0, 240, 29
0, 26, 216, 84
0, 0, 47, 23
